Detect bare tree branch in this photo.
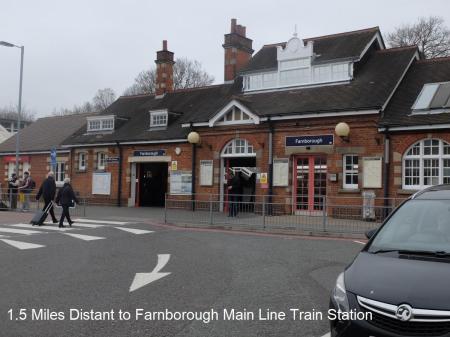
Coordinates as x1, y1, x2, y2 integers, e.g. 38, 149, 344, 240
123, 58, 214, 95
387, 16, 450, 58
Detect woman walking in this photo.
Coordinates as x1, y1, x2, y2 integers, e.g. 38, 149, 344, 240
56, 178, 79, 228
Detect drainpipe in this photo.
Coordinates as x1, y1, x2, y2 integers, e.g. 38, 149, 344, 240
116, 141, 123, 207
383, 130, 391, 217
268, 118, 274, 215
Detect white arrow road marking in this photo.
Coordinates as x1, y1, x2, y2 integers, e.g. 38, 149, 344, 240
0, 226, 43, 235
129, 254, 171, 292
1, 239, 45, 250
12, 224, 74, 232
53, 222, 105, 228
73, 218, 130, 225
0, 234, 9, 238
353, 240, 366, 245
62, 233, 105, 241
114, 227, 154, 235
320, 333, 330, 337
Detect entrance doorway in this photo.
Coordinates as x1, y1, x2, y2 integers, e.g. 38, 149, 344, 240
294, 156, 327, 213
220, 139, 257, 210
137, 162, 168, 207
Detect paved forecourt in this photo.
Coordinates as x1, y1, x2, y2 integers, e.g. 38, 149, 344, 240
0, 215, 363, 337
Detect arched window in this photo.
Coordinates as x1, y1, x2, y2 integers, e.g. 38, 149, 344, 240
221, 139, 256, 157
403, 139, 450, 189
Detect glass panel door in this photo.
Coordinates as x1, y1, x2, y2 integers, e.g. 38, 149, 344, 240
295, 156, 327, 212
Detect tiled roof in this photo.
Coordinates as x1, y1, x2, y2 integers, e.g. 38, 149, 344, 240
241, 27, 381, 73
0, 113, 94, 153
381, 57, 450, 128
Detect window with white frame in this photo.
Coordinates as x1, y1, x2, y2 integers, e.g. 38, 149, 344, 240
55, 162, 66, 183
219, 106, 251, 123
313, 65, 332, 83
150, 110, 168, 128
331, 63, 349, 81
411, 82, 450, 113
97, 152, 106, 170
403, 139, 450, 189
78, 152, 86, 171
343, 155, 359, 189
222, 139, 255, 157
87, 116, 115, 132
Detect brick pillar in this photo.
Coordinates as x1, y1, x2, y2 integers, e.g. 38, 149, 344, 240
223, 18, 254, 82
155, 40, 175, 96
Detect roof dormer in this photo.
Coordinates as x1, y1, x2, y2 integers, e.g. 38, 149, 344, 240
86, 115, 115, 133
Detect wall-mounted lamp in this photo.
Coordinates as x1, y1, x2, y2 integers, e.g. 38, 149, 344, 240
335, 122, 350, 142
175, 147, 182, 155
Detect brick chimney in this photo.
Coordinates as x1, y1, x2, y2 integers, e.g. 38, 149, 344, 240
155, 40, 175, 96
223, 18, 254, 82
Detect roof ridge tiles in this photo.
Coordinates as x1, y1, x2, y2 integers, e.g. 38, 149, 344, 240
119, 93, 155, 99
262, 26, 379, 49
376, 45, 418, 53
170, 83, 231, 94
417, 56, 450, 63
303, 26, 379, 42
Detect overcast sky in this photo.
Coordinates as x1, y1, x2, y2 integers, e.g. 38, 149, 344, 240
1, 0, 449, 118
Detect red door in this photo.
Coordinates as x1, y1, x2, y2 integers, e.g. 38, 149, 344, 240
294, 156, 327, 212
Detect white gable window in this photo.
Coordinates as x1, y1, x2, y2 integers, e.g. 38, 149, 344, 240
149, 110, 168, 128
87, 116, 115, 132
220, 106, 251, 123
403, 139, 450, 190
412, 82, 450, 113
209, 100, 260, 127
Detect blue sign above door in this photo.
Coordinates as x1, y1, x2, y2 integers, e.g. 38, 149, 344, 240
285, 135, 334, 147
133, 150, 166, 157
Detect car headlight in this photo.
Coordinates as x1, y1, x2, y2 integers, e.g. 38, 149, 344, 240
333, 272, 349, 312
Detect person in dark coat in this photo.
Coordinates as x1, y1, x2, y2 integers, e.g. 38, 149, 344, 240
227, 171, 242, 217
8, 173, 19, 209
55, 178, 79, 228
35, 171, 58, 225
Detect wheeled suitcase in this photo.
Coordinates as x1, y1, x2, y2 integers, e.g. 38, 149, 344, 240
30, 202, 53, 226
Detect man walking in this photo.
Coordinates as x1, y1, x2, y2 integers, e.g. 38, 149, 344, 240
56, 178, 79, 228
8, 173, 19, 209
35, 171, 58, 225
227, 171, 242, 217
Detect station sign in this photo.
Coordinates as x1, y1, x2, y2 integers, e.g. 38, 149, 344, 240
133, 150, 166, 157
285, 135, 334, 147
106, 156, 120, 163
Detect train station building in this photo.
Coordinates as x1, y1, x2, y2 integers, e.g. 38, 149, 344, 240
1, 19, 450, 212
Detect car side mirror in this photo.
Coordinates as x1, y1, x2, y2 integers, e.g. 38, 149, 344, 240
365, 229, 376, 240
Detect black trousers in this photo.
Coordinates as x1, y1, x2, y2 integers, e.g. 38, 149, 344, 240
59, 205, 72, 225
43, 199, 57, 223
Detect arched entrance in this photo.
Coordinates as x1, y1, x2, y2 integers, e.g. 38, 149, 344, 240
219, 139, 257, 210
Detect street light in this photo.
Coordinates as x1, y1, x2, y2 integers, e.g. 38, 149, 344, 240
0, 41, 24, 175
188, 131, 200, 211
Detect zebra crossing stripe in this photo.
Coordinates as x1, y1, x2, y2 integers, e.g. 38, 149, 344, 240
0, 226, 43, 235
46, 222, 104, 229
73, 218, 130, 225
114, 227, 154, 235
62, 233, 105, 241
0, 239, 45, 250
11, 224, 74, 232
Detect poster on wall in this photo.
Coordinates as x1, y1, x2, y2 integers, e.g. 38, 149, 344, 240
363, 157, 382, 188
170, 171, 192, 195
200, 160, 213, 186
92, 172, 111, 195
273, 158, 289, 186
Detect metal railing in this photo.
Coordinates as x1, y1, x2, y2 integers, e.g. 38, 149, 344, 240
164, 194, 406, 235
0, 191, 87, 217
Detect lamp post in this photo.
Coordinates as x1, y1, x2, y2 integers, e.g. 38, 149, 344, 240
0, 41, 24, 175
188, 131, 200, 211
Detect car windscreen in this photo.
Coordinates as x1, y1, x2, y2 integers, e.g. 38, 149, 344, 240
368, 199, 450, 253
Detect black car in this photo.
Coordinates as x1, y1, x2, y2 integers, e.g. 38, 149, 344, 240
330, 184, 450, 337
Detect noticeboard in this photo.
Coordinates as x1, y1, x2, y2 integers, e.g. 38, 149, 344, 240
170, 171, 192, 195
92, 172, 111, 195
